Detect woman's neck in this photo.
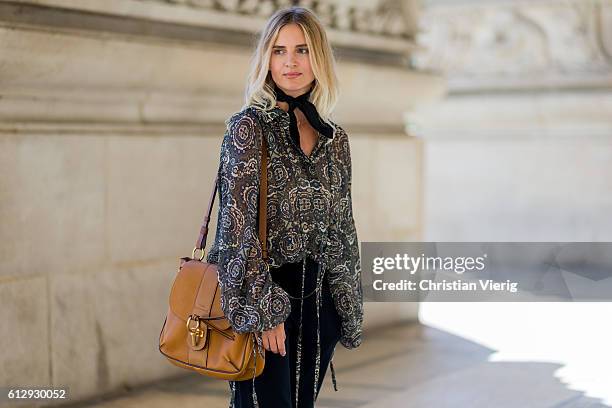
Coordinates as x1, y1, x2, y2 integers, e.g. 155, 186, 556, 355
276, 101, 290, 112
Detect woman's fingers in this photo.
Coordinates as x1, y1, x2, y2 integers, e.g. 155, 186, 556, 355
276, 332, 286, 356
262, 323, 286, 356
269, 334, 279, 354
274, 323, 286, 356
262, 332, 271, 352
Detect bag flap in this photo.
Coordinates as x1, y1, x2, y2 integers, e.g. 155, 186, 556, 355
169, 259, 231, 330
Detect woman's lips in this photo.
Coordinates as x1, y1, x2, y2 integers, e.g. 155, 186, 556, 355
284, 73, 302, 79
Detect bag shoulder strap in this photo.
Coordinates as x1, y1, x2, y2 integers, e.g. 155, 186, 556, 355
259, 132, 269, 260
195, 115, 269, 260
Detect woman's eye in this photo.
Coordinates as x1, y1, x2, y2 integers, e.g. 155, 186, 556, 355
272, 48, 307, 55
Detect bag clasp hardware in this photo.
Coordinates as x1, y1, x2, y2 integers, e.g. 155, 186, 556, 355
186, 315, 206, 347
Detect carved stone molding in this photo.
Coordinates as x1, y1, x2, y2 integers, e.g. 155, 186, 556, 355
414, 0, 612, 92
2, 0, 420, 63
0, 24, 444, 133
139, 0, 418, 39
0, 0, 441, 134
406, 91, 612, 140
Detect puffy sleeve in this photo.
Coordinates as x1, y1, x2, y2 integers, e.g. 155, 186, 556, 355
326, 126, 364, 349
212, 110, 291, 333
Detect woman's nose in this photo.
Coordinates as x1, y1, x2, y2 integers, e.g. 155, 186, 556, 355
285, 55, 297, 67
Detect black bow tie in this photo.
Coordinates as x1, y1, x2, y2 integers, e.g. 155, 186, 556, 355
273, 83, 334, 147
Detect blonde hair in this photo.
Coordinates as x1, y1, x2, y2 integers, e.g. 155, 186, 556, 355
243, 6, 340, 125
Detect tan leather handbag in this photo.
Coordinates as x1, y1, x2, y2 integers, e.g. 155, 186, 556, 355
158, 131, 270, 381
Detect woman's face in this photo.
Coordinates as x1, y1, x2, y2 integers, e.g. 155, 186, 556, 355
269, 23, 315, 98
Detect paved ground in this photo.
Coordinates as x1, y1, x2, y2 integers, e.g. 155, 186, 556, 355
67, 322, 609, 408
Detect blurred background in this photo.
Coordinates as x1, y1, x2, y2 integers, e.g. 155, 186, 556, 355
1, 0, 611, 407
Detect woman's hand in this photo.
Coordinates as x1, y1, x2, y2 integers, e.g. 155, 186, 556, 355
262, 322, 286, 356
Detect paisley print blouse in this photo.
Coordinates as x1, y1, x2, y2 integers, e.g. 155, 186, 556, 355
206, 103, 363, 350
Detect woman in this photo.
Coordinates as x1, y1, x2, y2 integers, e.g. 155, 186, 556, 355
206, 6, 363, 408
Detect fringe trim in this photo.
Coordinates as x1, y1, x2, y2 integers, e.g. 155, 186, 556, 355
330, 351, 338, 391
228, 334, 263, 407
249, 334, 263, 407
229, 380, 235, 408
294, 258, 307, 407
313, 260, 322, 403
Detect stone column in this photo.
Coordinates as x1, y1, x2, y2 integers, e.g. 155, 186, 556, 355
410, 0, 612, 241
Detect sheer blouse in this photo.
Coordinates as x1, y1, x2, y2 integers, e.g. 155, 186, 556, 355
206, 104, 363, 351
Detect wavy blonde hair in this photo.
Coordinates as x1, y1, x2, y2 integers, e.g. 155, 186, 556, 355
243, 6, 340, 126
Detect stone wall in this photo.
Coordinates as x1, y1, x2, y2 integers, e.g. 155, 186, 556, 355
0, 0, 443, 403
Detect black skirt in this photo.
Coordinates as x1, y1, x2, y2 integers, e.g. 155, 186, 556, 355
230, 257, 342, 408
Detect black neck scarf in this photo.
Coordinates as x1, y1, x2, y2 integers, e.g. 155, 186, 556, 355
273, 83, 334, 147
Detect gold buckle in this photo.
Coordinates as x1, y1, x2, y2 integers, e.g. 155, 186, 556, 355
186, 315, 205, 347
